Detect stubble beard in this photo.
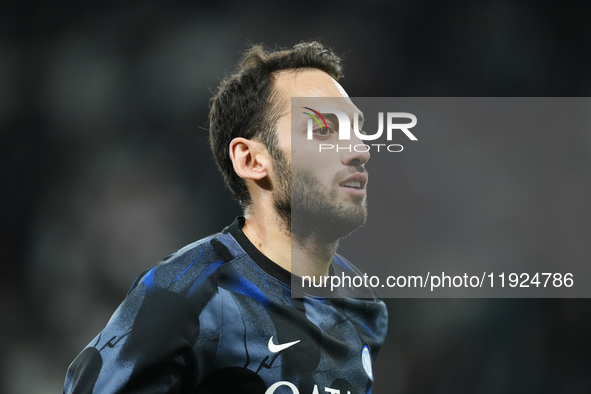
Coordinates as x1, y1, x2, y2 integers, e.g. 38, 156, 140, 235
272, 150, 367, 245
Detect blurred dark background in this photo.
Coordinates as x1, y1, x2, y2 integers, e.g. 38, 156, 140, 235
1, 0, 590, 392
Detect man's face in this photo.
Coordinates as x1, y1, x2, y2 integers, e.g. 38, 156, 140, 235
271, 69, 370, 243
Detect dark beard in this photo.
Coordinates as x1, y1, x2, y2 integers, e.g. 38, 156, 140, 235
272, 150, 292, 231
272, 151, 367, 244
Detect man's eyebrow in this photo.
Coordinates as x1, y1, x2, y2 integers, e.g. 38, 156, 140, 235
322, 113, 339, 126
354, 110, 366, 135
357, 110, 365, 125
311, 111, 364, 129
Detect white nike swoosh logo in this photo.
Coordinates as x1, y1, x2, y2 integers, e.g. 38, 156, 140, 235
268, 336, 301, 353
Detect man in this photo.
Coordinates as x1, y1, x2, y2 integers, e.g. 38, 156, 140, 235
64, 41, 388, 394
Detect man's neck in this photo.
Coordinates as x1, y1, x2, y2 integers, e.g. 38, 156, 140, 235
241, 211, 337, 278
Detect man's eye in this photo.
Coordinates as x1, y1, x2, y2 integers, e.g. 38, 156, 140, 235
314, 125, 335, 136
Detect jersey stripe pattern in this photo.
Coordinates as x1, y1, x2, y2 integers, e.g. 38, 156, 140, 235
64, 217, 388, 394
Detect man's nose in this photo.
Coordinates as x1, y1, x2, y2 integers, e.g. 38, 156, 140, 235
341, 134, 370, 167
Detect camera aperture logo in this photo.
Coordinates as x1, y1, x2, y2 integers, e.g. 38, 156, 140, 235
303, 107, 417, 153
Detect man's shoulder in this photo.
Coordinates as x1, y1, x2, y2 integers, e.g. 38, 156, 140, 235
332, 253, 360, 274
128, 228, 248, 296
329, 253, 387, 303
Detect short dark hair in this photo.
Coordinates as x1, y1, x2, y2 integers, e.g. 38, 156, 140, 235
208, 41, 343, 208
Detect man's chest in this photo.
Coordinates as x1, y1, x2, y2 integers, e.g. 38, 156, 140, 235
194, 289, 377, 394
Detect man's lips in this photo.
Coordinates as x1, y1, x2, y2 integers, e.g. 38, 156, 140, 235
339, 172, 368, 190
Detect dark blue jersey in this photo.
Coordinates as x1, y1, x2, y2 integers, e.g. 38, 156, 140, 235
64, 217, 388, 394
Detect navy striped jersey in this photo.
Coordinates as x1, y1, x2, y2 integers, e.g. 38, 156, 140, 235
64, 217, 388, 394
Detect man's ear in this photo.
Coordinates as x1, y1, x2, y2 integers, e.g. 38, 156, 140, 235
229, 137, 270, 181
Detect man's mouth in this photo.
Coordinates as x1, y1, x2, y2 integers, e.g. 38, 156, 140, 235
342, 181, 362, 189
339, 173, 368, 190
